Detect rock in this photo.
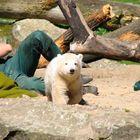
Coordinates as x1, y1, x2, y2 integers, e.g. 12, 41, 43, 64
12, 19, 66, 45
0, 98, 93, 139
0, 97, 140, 140
46, 6, 67, 24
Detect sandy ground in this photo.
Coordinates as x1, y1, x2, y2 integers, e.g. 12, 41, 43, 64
81, 59, 140, 113
35, 59, 140, 114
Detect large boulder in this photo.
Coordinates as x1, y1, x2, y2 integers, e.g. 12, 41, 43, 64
12, 19, 66, 46
0, 97, 140, 140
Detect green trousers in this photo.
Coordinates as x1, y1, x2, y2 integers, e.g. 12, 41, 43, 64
0, 30, 61, 94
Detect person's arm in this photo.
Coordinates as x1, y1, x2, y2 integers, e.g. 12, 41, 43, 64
0, 43, 12, 58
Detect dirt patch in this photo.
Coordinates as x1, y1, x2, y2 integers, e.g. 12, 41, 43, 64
81, 59, 140, 113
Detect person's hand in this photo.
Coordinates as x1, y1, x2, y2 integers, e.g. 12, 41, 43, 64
0, 43, 12, 57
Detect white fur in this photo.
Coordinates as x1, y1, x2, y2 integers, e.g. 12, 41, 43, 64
44, 53, 83, 105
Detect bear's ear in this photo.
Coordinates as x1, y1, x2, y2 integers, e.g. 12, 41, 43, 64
56, 54, 62, 61
57, 54, 62, 57
77, 54, 83, 61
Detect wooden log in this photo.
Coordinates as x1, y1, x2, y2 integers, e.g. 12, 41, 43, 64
38, 19, 140, 67
70, 36, 140, 61
77, 0, 140, 17
38, 4, 113, 68
105, 19, 140, 41
0, 0, 140, 25
55, 4, 113, 53
73, 18, 140, 62
117, 31, 140, 42
0, 0, 66, 24
58, 0, 140, 62
38, 55, 49, 68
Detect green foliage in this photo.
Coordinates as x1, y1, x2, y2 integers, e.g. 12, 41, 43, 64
118, 60, 140, 65
114, 0, 140, 4
54, 23, 69, 29
0, 18, 16, 25
0, 24, 13, 43
0, 25, 12, 35
0, 18, 15, 44
95, 27, 110, 35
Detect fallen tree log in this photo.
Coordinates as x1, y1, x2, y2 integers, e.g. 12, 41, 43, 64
77, 0, 140, 17
58, 0, 140, 62
38, 19, 140, 68
105, 19, 140, 41
1, 0, 140, 24
55, 4, 113, 53
0, 0, 66, 24
70, 36, 140, 61
38, 4, 113, 67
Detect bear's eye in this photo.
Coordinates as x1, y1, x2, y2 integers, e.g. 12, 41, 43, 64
74, 63, 78, 65
65, 63, 68, 65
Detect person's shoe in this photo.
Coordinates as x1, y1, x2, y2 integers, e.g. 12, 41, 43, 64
81, 75, 93, 84
82, 85, 98, 96
134, 81, 140, 91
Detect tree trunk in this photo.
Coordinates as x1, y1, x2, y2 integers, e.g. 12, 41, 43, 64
57, 0, 140, 62
55, 4, 113, 53
70, 36, 140, 61
38, 3, 113, 68
0, 0, 66, 24
1, 0, 140, 23
77, 0, 140, 17
105, 19, 140, 41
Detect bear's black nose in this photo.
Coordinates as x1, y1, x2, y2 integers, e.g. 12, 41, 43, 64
70, 69, 75, 74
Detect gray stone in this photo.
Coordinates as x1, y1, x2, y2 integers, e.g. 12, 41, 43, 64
12, 19, 66, 43
0, 98, 140, 140
0, 122, 9, 140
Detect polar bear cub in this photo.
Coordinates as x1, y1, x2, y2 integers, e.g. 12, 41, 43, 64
44, 53, 83, 105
